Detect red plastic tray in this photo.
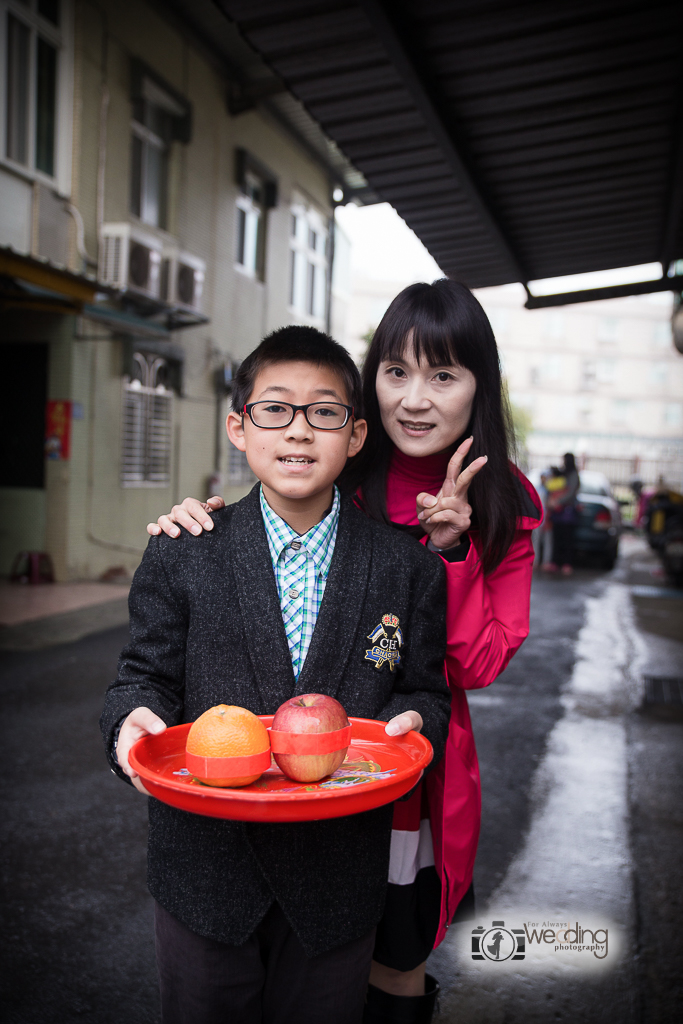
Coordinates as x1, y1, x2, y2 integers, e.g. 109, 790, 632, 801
129, 717, 432, 822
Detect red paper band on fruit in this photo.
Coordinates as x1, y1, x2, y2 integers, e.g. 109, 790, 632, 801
271, 694, 351, 782
269, 725, 352, 755
186, 747, 271, 780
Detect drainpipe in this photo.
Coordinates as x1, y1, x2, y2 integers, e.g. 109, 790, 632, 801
64, 202, 97, 269
97, 86, 109, 241
326, 204, 336, 336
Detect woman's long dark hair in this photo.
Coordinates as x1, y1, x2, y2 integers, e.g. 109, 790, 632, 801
341, 279, 523, 575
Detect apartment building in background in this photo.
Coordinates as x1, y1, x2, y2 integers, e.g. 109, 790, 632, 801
0, 0, 358, 580
482, 288, 683, 489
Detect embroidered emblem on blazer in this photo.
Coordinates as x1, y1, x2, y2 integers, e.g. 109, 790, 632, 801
365, 613, 403, 671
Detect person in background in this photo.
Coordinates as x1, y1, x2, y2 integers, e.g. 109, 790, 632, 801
534, 466, 555, 568
543, 453, 580, 575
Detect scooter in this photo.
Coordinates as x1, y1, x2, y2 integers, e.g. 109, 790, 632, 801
644, 487, 683, 587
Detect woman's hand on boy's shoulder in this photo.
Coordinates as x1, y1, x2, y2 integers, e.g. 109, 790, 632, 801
147, 496, 226, 539
116, 707, 167, 795
385, 711, 423, 736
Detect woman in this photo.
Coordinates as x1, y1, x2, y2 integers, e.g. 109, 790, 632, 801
149, 281, 542, 1023
544, 452, 580, 575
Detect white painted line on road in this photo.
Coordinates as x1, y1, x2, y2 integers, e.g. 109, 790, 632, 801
466, 693, 508, 707
491, 584, 644, 946
631, 585, 683, 600
433, 584, 646, 1021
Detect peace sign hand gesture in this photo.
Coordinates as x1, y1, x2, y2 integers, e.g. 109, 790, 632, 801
416, 436, 487, 551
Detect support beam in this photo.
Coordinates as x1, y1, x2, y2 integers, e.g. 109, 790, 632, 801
359, 0, 529, 290
660, 57, 683, 269
525, 277, 683, 309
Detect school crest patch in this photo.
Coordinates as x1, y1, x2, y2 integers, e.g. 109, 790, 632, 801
365, 613, 403, 672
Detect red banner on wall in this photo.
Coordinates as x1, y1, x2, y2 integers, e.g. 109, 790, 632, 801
45, 400, 72, 460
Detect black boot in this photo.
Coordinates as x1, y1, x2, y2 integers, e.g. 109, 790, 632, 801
362, 974, 440, 1023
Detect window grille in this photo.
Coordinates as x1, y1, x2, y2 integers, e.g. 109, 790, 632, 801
227, 445, 255, 486
121, 353, 172, 486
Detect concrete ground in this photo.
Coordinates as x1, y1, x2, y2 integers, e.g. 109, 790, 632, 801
0, 535, 681, 1023
0, 580, 129, 652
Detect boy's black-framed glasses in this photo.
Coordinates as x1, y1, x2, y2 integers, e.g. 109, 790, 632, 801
243, 401, 354, 430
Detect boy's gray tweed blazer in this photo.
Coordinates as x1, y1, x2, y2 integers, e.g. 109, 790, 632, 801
101, 485, 450, 957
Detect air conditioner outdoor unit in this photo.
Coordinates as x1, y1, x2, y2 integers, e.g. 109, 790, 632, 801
173, 251, 205, 312
100, 223, 163, 299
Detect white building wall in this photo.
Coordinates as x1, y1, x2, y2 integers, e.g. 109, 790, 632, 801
0, 0, 337, 579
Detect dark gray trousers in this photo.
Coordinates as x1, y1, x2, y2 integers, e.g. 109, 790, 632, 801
155, 901, 375, 1024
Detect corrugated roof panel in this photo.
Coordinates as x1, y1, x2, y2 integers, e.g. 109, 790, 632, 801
466, 88, 674, 139
325, 111, 428, 144
496, 167, 665, 202
215, 0, 683, 288
305, 89, 412, 124
340, 130, 437, 160
474, 125, 671, 169
292, 65, 400, 100
245, 8, 370, 55
351, 146, 444, 175
270, 39, 387, 80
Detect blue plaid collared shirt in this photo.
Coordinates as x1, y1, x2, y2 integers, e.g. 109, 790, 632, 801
260, 485, 340, 680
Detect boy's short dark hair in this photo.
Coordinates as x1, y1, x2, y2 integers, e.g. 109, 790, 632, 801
231, 326, 362, 415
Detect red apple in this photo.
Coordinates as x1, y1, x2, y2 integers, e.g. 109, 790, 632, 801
271, 693, 350, 782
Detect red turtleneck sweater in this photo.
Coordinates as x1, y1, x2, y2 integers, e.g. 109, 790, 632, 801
386, 447, 452, 526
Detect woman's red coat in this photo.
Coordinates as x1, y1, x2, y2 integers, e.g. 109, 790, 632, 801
385, 447, 542, 947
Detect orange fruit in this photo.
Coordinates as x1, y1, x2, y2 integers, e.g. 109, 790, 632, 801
186, 705, 270, 787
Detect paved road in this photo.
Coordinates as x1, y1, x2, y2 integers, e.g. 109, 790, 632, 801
1, 538, 681, 1023
430, 538, 683, 1024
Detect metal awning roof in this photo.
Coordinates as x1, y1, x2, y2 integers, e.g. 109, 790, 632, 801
211, 0, 683, 301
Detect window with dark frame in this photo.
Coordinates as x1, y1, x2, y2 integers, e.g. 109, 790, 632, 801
130, 100, 171, 229
235, 169, 265, 279
129, 66, 191, 231
288, 195, 328, 322
4, 0, 60, 177
234, 148, 277, 283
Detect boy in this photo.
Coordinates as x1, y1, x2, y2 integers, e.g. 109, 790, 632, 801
101, 326, 450, 1024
